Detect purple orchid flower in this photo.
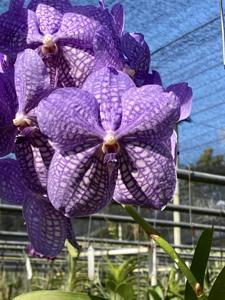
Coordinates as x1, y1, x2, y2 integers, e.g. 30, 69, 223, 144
13, 49, 55, 194
0, 0, 123, 87
121, 32, 193, 122
36, 67, 181, 217
0, 49, 54, 193
0, 158, 78, 257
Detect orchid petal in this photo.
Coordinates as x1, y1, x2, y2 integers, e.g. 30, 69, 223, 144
0, 158, 32, 204
37, 88, 103, 151
55, 12, 98, 49
164, 130, 177, 163
0, 74, 17, 156
114, 143, 176, 209
117, 85, 180, 142
55, 46, 95, 88
111, 3, 124, 36
23, 196, 69, 257
83, 67, 135, 131
28, 0, 72, 13
48, 147, 117, 217
143, 70, 163, 86
15, 49, 51, 114
122, 32, 150, 74
166, 82, 193, 121
0, 9, 42, 54
93, 26, 123, 71
15, 129, 54, 194
36, 4, 63, 35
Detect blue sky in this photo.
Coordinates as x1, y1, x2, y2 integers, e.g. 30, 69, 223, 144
1, 0, 225, 166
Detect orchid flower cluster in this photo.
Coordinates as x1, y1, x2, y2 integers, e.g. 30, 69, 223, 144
0, 0, 192, 258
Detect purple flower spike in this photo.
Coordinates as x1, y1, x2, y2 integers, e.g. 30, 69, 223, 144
15, 128, 54, 194
0, 158, 31, 205
166, 83, 193, 121
23, 196, 73, 257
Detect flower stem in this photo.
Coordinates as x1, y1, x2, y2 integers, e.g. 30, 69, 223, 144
122, 204, 208, 300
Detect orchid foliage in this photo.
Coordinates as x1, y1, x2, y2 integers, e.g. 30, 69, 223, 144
0, 0, 192, 258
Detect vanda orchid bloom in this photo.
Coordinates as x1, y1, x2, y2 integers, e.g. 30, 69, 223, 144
36, 67, 189, 217
0, 0, 123, 87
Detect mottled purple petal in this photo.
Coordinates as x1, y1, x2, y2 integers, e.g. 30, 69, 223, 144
166, 83, 193, 121
15, 49, 51, 114
93, 26, 123, 70
0, 158, 32, 204
55, 13, 98, 49
48, 147, 117, 217
28, 0, 72, 13
116, 85, 180, 142
111, 3, 124, 36
163, 130, 177, 163
0, 74, 17, 156
36, 4, 63, 35
0, 9, 42, 54
114, 143, 176, 209
53, 46, 95, 87
0, 72, 18, 114
83, 67, 135, 131
144, 70, 163, 86
122, 32, 150, 74
23, 196, 69, 257
15, 129, 54, 194
37, 88, 103, 151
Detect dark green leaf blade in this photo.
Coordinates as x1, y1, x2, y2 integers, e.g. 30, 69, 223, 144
208, 266, 225, 300
184, 228, 213, 300
13, 290, 93, 300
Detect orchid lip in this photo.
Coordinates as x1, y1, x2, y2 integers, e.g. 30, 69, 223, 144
102, 132, 120, 155
102, 132, 120, 169
13, 113, 32, 128
42, 34, 58, 55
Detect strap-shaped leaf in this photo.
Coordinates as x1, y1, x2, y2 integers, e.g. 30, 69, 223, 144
184, 228, 213, 300
208, 266, 225, 300
13, 290, 107, 300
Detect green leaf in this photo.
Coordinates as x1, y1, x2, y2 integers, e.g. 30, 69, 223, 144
13, 290, 93, 300
184, 228, 213, 300
147, 289, 162, 300
208, 266, 225, 300
65, 240, 79, 258
116, 283, 135, 300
